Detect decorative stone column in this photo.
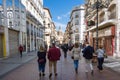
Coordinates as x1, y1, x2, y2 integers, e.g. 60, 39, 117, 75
3, 0, 9, 57
116, 0, 120, 57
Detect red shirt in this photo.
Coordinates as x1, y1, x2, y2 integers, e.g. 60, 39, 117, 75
47, 46, 61, 61
19, 46, 23, 51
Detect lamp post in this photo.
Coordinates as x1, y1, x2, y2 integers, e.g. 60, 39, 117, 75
93, 0, 110, 50
43, 21, 46, 45
95, 0, 99, 50
48, 23, 52, 44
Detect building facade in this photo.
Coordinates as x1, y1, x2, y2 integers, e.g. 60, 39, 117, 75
85, 0, 120, 57
70, 5, 85, 44
0, 0, 26, 58
63, 22, 71, 45
57, 26, 64, 45
21, 0, 44, 52
43, 8, 53, 47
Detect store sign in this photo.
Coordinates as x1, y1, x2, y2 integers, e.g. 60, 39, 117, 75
98, 30, 104, 37
93, 30, 105, 38
105, 28, 111, 36
93, 27, 112, 38
0, 27, 4, 33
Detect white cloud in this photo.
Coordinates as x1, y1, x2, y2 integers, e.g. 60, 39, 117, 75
63, 12, 70, 17
54, 21, 66, 32
57, 11, 70, 20
57, 16, 62, 20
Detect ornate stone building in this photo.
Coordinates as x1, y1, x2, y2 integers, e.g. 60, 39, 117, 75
63, 22, 71, 44
22, 0, 44, 52
85, 0, 120, 57
70, 5, 85, 44
56, 26, 64, 45
0, 0, 26, 57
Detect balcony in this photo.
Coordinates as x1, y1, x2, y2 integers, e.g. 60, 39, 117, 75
108, 4, 116, 20
109, 11, 116, 19
45, 28, 51, 35
99, 15, 105, 23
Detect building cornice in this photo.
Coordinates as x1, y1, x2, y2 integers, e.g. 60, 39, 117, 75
44, 7, 52, 19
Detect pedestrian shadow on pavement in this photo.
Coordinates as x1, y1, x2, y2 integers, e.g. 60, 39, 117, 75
49, 77, 57, 80
85, 72, 95, 80
39, 76, 58, 80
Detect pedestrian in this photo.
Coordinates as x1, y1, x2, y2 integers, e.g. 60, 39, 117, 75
37, 45, 46, 77
47, 43, 61, 78
71, 42, 81, 74
62, 44, 68, 58
82, 42, 94, 75
44, 43, 48, 52
68, 44, 74, 51
96, 45, 106, 72
18, 44, 23, 58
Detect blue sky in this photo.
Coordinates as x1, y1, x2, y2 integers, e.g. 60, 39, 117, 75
43, 0, 85, 32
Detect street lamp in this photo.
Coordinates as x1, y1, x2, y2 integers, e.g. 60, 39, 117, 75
48, 23, 52, 44
43, 21, 46, 45
93, 0, 110, 49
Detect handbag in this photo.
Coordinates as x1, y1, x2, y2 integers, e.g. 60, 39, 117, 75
38, 59, 44, 63
71, 56, 74, 59
104, 54, 107, 58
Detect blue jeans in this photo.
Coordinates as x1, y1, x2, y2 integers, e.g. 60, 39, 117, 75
38, 63, 46, 72
74, 60, 79, 69
97, 57, 104, 70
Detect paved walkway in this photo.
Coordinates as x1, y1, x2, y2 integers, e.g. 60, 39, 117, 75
104, 56, 120, 74
0, 51, 37, 78
0, 49, 120, 80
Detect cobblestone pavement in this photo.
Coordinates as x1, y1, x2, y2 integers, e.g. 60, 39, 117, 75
0, 50, 120, 80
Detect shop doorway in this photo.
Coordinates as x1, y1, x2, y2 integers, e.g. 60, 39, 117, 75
0, 34, 3, 58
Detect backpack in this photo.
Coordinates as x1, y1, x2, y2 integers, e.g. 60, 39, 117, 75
82, 46, 94, 59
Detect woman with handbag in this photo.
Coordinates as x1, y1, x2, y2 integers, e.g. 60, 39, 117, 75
96, 45, 106, 72
37, 45, 46, 77
71, 42, 81, 74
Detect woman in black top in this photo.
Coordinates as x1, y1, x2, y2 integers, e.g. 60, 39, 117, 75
37, 45, 46, 77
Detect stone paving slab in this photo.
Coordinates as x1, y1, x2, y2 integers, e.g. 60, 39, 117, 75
1, 49, 120, 80
104, 57, 120, 75
1, 52, 120, 80
0, 51, 37, 78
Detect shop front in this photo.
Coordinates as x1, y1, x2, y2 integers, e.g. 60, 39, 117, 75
8, 29, 19, 55
93, 26, 115, 56
0, 27, 4, 58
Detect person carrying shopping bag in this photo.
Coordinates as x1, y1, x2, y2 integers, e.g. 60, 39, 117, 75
71, 42, 81, 74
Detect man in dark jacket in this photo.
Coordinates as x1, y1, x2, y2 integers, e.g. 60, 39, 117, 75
62, 44, 68, 58
47, 43, 61, 78
82, 42, 94, 75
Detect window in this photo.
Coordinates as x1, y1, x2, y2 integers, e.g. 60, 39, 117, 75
8, 13, 12, 19
9, 21, 12, 27
75, 15, 79, 18
75, 20, 79, 25
75, 34, 79, 42
6, 0, 12, 7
